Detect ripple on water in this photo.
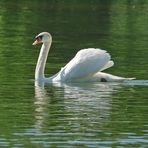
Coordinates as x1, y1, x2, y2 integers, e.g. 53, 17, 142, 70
123, 80, 148, 86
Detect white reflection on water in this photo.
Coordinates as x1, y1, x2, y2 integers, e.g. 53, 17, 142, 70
14, 80, 148, 147
34, 82, 49, 131
34, 81, 121, 131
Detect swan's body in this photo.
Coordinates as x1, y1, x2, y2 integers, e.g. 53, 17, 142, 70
33, 32, 134, 83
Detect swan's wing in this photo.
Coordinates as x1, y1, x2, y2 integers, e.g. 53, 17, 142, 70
60, 48, 113, 81
99, 60, 114, 71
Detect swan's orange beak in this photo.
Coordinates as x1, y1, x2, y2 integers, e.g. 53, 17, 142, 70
32, 37, 42, 45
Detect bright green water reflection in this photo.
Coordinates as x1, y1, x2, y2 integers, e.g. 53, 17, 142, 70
0, 0, 147, 147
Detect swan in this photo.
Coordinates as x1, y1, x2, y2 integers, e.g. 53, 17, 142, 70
32, 32, 135, 83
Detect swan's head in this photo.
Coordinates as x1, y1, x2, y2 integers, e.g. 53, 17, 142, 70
32, 32, 52, 45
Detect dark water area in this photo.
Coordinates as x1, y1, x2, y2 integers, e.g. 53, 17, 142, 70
0, 0, 147, 147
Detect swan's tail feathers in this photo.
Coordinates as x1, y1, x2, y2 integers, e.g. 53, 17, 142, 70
125, 77, 136, 80
92, 72, 136, 82
100, 60, 114, 72
111, 76, 136, 81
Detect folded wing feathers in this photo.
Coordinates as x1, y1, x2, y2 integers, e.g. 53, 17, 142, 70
63, 48, 113, 80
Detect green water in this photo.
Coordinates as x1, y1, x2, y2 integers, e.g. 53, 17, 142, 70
0, 1, 147, 147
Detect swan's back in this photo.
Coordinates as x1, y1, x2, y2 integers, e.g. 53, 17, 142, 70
59, 48, 113, 81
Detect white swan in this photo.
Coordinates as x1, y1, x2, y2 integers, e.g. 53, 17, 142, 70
33, 32, 135, 83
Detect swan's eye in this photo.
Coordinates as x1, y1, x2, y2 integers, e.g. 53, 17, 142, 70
35, 35, 43, 40
38, 35, 43, 40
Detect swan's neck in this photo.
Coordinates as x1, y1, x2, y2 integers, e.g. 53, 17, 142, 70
35, 41, 51, 80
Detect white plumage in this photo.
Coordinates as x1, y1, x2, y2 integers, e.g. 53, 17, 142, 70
32, 32, 135, 83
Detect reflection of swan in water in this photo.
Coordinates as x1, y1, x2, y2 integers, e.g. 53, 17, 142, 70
34, 81, 121, 131
33, 32, 135, 83
34, 82, 49, 131
53, 82, 121, 120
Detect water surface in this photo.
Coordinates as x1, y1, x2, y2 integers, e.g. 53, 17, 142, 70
0, 1, 147, 147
